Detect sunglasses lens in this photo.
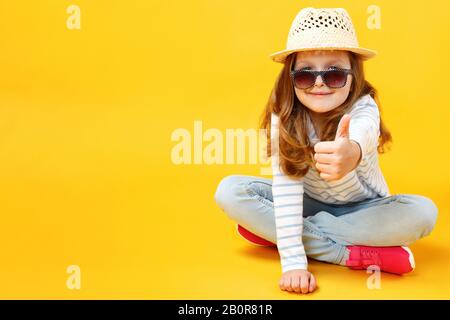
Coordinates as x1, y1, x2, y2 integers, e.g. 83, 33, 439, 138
323, 70, 347, 88
293, 71, 316, 89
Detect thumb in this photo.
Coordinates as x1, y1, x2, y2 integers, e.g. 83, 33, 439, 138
335, 114, 351, 140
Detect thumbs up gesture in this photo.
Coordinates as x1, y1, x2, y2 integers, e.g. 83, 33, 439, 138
313, 114, 362, 181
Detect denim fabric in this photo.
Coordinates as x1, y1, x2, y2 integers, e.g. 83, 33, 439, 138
214, 175, 438, 265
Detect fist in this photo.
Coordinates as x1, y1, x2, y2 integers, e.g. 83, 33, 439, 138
313, 114, 362, 181
279, 269, 317, 294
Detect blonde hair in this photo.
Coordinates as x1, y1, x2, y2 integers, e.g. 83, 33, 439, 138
260, 51, 392, 179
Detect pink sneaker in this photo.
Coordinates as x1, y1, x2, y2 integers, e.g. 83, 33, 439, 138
346, 245, 415, 275
236, 224, 276, 247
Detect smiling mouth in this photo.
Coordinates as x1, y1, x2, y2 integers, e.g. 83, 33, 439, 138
307, 92, 333, 96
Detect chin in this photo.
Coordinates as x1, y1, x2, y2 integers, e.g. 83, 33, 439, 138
300, 95, 342, 112
303, 101, 337, 113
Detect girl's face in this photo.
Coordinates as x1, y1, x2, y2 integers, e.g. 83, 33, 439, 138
293, 50, 352, 113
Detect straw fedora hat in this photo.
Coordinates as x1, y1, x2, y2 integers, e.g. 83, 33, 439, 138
269, 7, 377, 63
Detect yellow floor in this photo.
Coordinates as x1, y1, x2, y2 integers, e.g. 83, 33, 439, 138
0, 168, 449, 299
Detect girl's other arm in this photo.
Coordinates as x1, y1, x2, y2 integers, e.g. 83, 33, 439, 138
271, 112, 317, 294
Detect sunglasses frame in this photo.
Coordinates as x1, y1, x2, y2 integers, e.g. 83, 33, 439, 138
289, 67, 353, 89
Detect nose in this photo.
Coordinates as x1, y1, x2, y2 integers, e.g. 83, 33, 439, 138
315, 74, 324, 87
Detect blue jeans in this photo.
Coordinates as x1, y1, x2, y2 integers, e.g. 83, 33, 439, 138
214, 175, 438, 266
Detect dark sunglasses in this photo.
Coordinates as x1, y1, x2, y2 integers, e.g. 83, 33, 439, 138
290, 68, 353, 89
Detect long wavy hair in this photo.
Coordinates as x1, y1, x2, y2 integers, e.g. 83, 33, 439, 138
260, 51, 392, 179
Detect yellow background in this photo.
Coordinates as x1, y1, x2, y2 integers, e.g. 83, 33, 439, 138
0, 0, 449, 299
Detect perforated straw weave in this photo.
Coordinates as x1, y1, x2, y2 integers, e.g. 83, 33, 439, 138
269, 7, 377, 63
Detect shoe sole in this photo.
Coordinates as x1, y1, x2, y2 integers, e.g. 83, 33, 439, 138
401, 246, 416, 270
236, 224, 276, 247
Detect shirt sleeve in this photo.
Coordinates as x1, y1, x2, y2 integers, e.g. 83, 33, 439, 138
348, 95, 381, 160
270, 112, 308, 273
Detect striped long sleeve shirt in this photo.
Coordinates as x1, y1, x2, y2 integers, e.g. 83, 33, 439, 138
271, 94, 390, 273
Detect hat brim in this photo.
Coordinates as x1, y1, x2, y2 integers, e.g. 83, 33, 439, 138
269, 47, 377, 63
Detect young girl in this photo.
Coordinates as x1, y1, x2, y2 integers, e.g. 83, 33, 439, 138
214, 7, 438, 294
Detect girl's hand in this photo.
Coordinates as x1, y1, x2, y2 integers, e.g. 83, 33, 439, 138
279, 269, 317, 294
313, 114, 362, 181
